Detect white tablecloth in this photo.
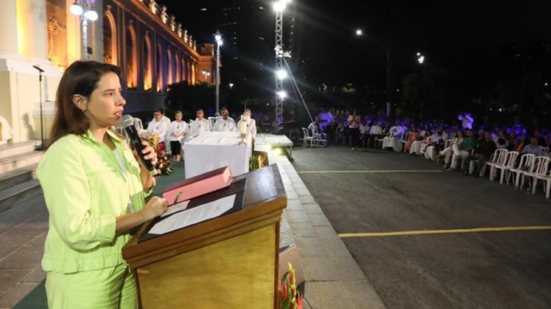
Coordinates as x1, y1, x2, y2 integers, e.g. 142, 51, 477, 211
254, 133, 294, 158
183, 132, 252, 179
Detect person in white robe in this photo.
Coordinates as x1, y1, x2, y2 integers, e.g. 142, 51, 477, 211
213, 107, 237, 132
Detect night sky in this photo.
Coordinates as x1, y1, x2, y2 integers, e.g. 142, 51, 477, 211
157, 0, 551, 104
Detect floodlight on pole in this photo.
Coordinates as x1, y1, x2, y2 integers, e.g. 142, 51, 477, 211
355, 28, 363, 36
276, 69, 288, 80
273, 1, 287, 12
214, 30, 223, 116
276, 90, 287, 99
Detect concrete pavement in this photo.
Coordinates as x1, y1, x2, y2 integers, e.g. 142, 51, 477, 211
292, 146, 551, 309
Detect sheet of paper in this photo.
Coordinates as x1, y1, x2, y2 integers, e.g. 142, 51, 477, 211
161, 200, 190, 218
149, 194, 236, 235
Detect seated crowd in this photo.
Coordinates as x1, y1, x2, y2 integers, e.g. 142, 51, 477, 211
306, 109, 551, 179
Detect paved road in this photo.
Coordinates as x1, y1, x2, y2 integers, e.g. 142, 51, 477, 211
292, 146, 551, 309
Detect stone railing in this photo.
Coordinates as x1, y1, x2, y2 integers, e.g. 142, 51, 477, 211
141, 0, 197, 51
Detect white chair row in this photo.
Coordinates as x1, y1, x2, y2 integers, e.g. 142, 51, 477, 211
484, 149, 551, 198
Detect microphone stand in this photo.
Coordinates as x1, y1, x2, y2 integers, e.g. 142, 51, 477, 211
33, 65, 45, 150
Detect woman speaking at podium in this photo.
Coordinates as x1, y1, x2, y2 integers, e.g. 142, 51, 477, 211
37, 61, 168, 308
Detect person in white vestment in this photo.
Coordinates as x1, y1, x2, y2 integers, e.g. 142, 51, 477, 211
189, 109, 212, 138
167, 111, 188, 162
213, 107, 237, 132
144, 109, 169, 141
237, 108, 257, 144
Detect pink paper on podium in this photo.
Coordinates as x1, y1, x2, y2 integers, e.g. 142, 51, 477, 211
162, 166, 233, 205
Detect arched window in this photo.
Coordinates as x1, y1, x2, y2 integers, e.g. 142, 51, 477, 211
166, 49, 173, 85
143, 33, 153, 91
103, 11, 117, 64
156, 44, 163, 92
126, 25, 138, 88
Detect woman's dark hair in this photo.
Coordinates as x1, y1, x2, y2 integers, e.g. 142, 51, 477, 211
49, 61, 121, 145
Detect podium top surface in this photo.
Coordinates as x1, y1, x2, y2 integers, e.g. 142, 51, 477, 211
122, 164, 287, 267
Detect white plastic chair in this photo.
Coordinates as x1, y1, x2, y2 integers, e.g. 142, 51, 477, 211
508, 153, 535, 187
519, 156, 550, 192
483, 149, 508, 178
312, 132, 327, 147
531, 157, 551, 195
301, 127, 314, 147
536, 171, 551, 198
490, 151, 519, 184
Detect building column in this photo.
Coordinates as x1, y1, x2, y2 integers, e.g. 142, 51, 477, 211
0, 0, 62, 144
17, 0, 49, 60
0, 0, 19, 57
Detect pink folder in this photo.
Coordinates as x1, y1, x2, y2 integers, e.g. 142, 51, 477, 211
162, 166, 233, 205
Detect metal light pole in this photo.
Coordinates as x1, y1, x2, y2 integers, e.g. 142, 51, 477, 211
274, 3, 284, 127
70, 0, 98, 59
214, 30, 223, 116
273, 0, 292, 128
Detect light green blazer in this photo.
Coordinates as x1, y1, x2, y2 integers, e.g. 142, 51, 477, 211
37, 129, 150, 273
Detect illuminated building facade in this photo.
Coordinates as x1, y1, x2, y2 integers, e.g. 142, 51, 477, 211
0, 0, 215, 143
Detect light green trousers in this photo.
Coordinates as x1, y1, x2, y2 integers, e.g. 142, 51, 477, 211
45, 264, 138, 309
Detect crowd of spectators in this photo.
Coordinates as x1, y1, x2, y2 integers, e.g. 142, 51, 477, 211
305, 108, 551, 176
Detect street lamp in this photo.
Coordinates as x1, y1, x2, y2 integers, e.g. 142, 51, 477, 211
416, 52, 425, 64
70, 0, 98, 60
355, 28, 392, 118
201, 69, 211, 82
214, 30, 223, 116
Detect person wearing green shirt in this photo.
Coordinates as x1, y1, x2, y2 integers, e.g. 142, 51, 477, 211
37, 61, 168, 308
448, 129, 478, 171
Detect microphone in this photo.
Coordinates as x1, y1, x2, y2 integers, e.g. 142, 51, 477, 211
32, 65, 44, 73
120, 114, 158, 175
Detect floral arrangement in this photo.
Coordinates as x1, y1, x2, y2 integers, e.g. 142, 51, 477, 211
280, 263, 304, 309
147, 134, 172, 175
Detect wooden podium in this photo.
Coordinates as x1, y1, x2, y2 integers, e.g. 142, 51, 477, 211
123, 165, 287, 309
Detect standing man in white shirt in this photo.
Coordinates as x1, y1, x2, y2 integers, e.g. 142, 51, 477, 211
213, 107, 236, 132
144, 109, 169, 141
189, 108, 212, 138
237, 108, 257, 144
167, 111, 188, 162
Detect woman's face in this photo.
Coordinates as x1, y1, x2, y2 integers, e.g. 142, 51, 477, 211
80, 72, 125, 130
175, 113, 182, 121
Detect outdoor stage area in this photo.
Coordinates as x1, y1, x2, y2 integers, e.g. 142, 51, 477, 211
1, 140, 383, 309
